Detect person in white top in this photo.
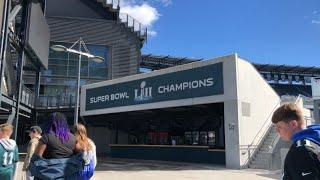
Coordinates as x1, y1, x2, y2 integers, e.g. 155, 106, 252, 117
73, 123, 97, 179
23, 126, 42, 180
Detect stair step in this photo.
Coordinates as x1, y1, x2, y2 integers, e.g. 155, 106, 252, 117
260, 145, 272, 149
250, 162, 269, 168
249, 163, 269, 169
255, 152, 270, 158
254, 154, 270, 161
252, 155, 269, 161
264, 139, 275, 144
260, 145, 272, 151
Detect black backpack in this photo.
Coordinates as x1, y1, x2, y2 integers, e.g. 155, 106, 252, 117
296, 139, 320, 163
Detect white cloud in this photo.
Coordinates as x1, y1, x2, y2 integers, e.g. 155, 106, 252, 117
147, 30, 157, 37
121, 0, 172, 7
120, 1, 161, 37
120, 3, 160, 27
312, 20, 320, 24
156, 0, 172, 7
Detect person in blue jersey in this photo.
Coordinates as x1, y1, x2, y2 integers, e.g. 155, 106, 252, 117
272, 103, 320, 180
0, 123, 19, 180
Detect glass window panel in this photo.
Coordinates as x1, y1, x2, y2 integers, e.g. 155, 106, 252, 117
68, 66, 77, 76
80, 65, 88, 77
49, 58, 69, 66
48, 42, 109, 79
48, 65, 67, 76
69, 60, 78, 66
89, 67, 107, 78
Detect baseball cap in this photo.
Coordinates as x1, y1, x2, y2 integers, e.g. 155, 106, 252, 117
27, 126, 42, 134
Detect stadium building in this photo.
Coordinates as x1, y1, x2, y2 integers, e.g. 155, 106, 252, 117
1, 0, 319, 169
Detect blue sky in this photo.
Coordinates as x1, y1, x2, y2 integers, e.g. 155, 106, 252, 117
121, 0, 320, 66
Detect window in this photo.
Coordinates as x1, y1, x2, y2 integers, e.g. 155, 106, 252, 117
43, 42, 109, 79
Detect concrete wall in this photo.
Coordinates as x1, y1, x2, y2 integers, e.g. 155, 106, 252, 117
236, 57, 280, 167
217, 55, 240, 169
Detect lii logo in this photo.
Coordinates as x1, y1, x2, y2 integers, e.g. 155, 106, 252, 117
134, 81, 152, 101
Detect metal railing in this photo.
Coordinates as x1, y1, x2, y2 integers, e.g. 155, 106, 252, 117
119, 13, 148, 38
20, 86, 36, 108
99, 0, 147, 40
267, 94, 304, 152
36, 95, 76, 108
242, 94, 305, 168
241, 100, 281, 168
106, 0, 120, 9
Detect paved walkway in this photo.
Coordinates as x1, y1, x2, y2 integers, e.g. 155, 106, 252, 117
14, 157, 282, 180
92, 158, 282, 180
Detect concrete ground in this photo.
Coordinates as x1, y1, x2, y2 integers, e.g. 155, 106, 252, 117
91, 158, 282, 180
15, 156, 281, 180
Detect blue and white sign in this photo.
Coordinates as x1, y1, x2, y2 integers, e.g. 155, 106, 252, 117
85, 62, 223, 111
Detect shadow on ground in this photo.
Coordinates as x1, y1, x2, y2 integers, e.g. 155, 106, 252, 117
256, 172, 281, 180
95, 157, 225, 171
95, 157, 282, 177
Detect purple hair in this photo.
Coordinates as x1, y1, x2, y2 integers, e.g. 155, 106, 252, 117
46, 112, 70, 143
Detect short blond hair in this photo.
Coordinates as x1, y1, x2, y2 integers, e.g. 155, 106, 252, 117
0, 123, 14, 136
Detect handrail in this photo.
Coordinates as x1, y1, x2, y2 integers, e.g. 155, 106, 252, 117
20, 85, 36, 108
119, 12, 147, 38
241, 99, 281, 167
268, 94, 306, 147
106, 0, 120, 9
243, 94, 303, 168
37, 95, 75, 108
104, 0, 148, 40
248, 100, 281, 147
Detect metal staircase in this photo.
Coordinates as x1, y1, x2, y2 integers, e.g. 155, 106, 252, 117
247, 95, 310, 169
249, 126, 278, 169
95, 0, 147, 44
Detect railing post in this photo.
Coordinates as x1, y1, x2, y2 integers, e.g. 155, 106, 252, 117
126, 14, 129, 26
248, 145, 251, 162
133, 19, 135, 30
57, 95, 60, 108
69, 94, 72, 108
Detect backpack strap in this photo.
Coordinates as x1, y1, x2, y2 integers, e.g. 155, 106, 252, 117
296, 139, 320, 161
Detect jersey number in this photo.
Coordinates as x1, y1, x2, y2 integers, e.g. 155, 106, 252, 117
2, 152, 14, 166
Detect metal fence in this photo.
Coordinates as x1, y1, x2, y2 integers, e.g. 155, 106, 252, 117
20, 86, 36, 108
37, 95, 76, 108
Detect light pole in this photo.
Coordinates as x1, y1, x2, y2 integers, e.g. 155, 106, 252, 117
51, 38, 104, 125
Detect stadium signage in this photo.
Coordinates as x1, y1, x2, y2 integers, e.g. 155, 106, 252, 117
85, 62, 223, 111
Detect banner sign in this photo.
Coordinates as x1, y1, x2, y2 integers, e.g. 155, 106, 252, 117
85, 62, 223, 111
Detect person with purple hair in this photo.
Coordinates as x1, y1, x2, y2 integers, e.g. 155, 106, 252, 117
28, 113, 84, 180
36, 112, 77, 159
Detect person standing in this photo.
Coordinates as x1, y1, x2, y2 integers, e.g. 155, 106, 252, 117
23, 126, 42, 180
73, 123, 97, 180
272, 103, 320, 180
29, 112, 83, 179
0, 123, 19, 180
